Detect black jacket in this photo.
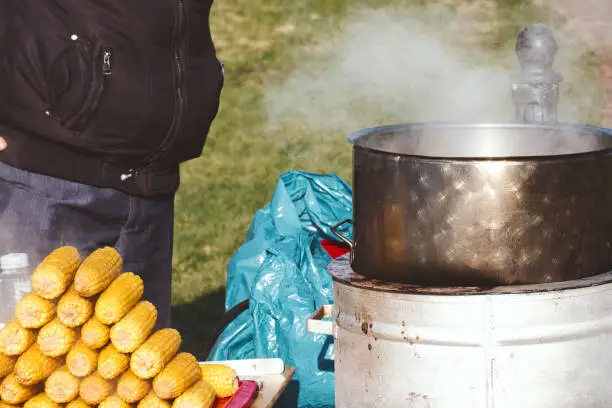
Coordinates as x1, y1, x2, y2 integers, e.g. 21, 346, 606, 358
0, 0, 224, 197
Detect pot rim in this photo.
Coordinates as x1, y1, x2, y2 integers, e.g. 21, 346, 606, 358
348, 122, 612, 162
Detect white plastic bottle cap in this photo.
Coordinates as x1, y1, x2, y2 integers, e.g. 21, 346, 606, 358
0, 253, 29, 271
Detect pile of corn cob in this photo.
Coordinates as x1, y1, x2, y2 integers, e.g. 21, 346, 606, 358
0, 246, 240, 408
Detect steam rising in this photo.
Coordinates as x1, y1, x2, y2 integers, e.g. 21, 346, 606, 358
265, 4, 601, 135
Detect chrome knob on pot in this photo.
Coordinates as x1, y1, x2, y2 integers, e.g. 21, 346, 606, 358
511, 24, 563, 124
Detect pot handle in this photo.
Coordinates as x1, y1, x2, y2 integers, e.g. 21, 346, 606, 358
307, 305, 336, 337
331, 219, 353, 249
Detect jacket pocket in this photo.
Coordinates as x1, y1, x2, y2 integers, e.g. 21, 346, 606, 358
46, 36, 107, 133
0, 4, 154, 154
173, 57, 224, 162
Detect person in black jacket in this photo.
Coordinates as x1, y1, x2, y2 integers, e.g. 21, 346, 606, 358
0, 0, 224, 329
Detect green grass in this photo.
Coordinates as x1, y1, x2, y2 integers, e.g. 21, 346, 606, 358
170, 0, 603, 356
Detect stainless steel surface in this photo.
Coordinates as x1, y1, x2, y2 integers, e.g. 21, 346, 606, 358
512, 25, 563, 124
312, 255, 612, 408
345, 122, 612, 286
328, 254, 612, 294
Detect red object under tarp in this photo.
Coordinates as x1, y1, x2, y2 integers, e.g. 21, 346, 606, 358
320, 239, 350, 259
214, 380, 259, 408
215, 397, 231, 408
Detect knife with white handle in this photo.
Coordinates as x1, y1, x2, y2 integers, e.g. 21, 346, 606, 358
200, 358, 285, 376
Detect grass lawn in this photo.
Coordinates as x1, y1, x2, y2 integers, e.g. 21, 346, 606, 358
170, 0, 603, 355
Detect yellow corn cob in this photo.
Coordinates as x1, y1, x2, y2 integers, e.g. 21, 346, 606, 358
14, 343, 62, 386
152, 353, 200, 400
199, 364, 239, 398
74, 247, 123, 298
81, 316, 110, 350
24, 392, 62, 408
45, 365, 80, 403
66, 398, 93, 408
116, 370, 151, 404
31, 246, 82, 300
171, 381, 216, 408
0, 352, 16, 378
100, 394, 134, 408
95, 272, 144, 325
0, 319, 37, 356
37, 317, 78, 357
79, 372, 115, 405
98, 343, 130, 380
130, 329, 181, 379
0, 401, 21, 408
136, 391, 171, 408
14, 293, 56, 329
110, 301, 157, 353
67, 341, 99, 378
0, 374, 39, 404
57, 286, 95, 328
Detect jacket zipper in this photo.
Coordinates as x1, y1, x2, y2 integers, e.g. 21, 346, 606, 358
103, 47, 113, 76
144, 0, 186, 166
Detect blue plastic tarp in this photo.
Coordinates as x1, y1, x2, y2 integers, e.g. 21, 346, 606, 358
208, 170, 353, 408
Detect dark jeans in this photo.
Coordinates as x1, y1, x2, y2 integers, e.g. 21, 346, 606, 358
0, 161, 174, 329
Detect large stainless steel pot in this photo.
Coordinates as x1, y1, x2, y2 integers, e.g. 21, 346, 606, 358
333, 123, 612, 286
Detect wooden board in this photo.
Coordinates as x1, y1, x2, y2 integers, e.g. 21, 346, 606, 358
244, 366, 295, 408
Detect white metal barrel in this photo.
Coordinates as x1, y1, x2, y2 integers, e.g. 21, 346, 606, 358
308, 256, 612, 408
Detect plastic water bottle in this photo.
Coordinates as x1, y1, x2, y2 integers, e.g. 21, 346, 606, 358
0, 253, 32, 327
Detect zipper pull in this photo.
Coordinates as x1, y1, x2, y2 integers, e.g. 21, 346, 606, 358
120, 169, 134, 182
103, 47, 113, 76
